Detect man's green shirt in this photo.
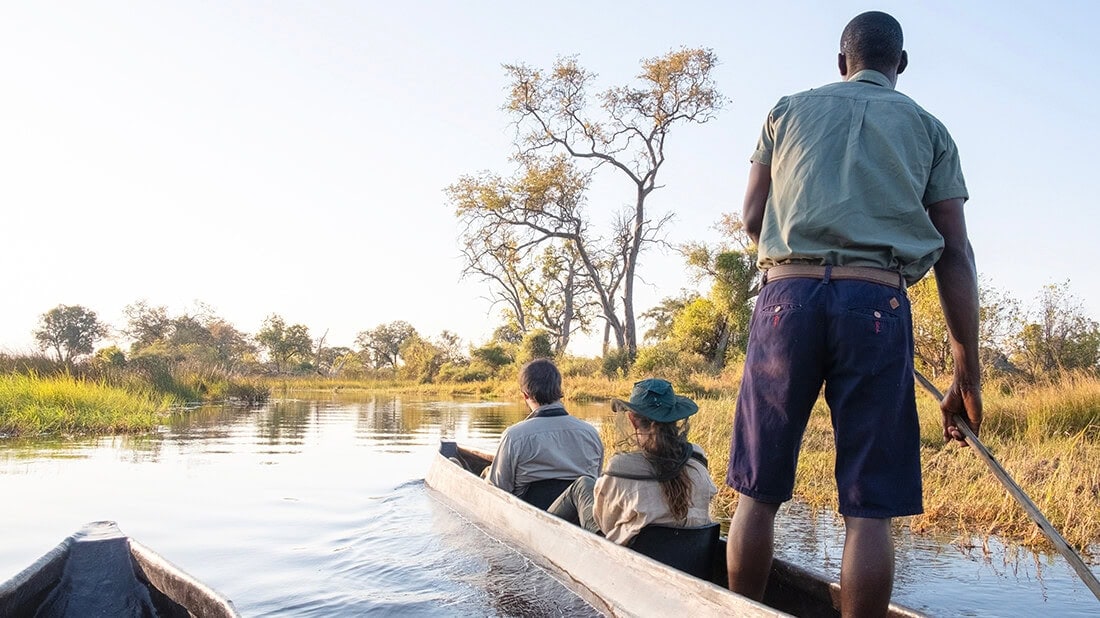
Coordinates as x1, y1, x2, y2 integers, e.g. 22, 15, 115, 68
752, 69, 968, 286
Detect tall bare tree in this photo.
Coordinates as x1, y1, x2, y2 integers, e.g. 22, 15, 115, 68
451, 48, 724, 360
459, 225, 535, 334
451, 156, 631, 353
526, 243, 596, 353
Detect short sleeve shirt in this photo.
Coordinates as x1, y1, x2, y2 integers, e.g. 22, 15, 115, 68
752, 70, 968, 285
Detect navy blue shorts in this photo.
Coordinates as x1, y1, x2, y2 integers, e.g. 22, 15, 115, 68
726, 276, 923, 518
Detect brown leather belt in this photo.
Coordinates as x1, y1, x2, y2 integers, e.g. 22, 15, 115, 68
764, 264, 905, 289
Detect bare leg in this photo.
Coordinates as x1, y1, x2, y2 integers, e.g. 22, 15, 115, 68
726, 496, 780, 600
840, 516, 894, 618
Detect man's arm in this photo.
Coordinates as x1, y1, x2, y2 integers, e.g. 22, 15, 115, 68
927, 198, 983, 442
742, 162, 771, 245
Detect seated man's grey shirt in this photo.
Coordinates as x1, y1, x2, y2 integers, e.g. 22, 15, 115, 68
488, 403, 604, 497
752, 69, 969, 285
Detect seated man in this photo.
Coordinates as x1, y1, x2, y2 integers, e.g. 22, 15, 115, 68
485, 358, 603, 505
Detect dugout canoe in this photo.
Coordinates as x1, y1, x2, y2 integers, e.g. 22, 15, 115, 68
0, 521, 239, 617
425, 441, 925, 618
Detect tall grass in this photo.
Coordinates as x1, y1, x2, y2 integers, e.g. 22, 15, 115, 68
263, 374, 503, 398
1, 352, 271, 407
916, 432, 1100, 550
0, 373, 178, 437
686, 372, 1100, 552
980, 372, 1100, 441
913, 372, 1100, 551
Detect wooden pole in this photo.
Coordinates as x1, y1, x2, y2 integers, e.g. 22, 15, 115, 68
914, 370, 1100, 602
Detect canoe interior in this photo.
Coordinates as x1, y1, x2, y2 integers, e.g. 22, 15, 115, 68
445, 443, 924, 618
0, 521, 239, 618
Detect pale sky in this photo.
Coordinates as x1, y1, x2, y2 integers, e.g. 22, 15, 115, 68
3, 1, 1097, 357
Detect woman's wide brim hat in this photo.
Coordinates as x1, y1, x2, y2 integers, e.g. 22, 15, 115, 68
611, 378, 698, 423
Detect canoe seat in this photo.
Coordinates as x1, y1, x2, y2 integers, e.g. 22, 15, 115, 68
628, 522, 720, 579
520, 479, 576, 510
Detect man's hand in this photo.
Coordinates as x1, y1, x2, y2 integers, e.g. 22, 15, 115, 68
941, 379, 982, 443
928, 198, 982, 445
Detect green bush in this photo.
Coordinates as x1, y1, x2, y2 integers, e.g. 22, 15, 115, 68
471, 343, 513, 372
437, 361, 493, 383
558, 355, 602, 377
94, 346, 127, 367
632, 343, 709, 383
516, 330, 554, 366
601, 349, 631, 379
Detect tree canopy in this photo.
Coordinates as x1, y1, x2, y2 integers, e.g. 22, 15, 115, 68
356, 321, 417, 370
123, 301, 257, 373
450, 48, 725, 361
255, 314, 313, 373
34, 304, 108, 366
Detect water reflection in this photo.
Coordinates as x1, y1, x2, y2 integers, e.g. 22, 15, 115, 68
165, 404, 248, 432
256, 399, 313, 445
0, 395, 1095, 617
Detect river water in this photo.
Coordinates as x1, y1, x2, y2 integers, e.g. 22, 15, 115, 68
0, 393, 1096, 617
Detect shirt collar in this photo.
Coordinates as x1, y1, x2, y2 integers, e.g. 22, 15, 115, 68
848, 69, 894, 90
528, 402, 568, 419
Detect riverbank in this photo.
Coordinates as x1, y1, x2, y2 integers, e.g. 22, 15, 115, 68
5, 366, 1096, 554
0, 373, 178, 437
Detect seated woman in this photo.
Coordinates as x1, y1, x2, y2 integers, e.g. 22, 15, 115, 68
548, 378, 717, 545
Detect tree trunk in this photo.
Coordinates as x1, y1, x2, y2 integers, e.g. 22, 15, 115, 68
559, 269, 574, 353
621, 186, 646, 360
712, 320, 731, 370
313, 329, 328, 375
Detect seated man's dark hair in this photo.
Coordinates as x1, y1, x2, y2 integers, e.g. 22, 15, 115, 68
840, 11, 904, 72
520, 358, 563, 405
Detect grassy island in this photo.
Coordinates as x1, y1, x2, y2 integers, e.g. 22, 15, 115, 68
0, 373, 178, 437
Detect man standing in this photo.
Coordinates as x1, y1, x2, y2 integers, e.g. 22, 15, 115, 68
486, 358, 603, 506
725, 11, 983, 617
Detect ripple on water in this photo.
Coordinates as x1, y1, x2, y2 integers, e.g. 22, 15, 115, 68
240, 481, 599, 616
767, 502, 1100, 618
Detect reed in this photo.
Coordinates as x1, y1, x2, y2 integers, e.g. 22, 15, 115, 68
978, 372, 1100, 441
0, 373, 178, 437
915, 432, 1100, 550
688, 372, 1100, 553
